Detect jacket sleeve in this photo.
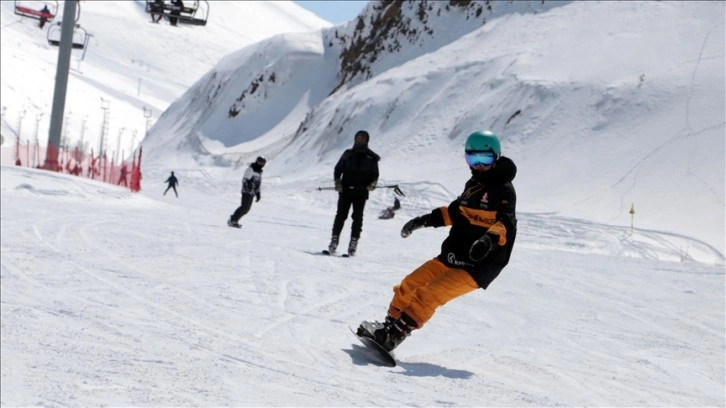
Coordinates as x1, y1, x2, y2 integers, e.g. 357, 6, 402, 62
425, 199, 459, 227
241, 167, 254, 193
371, 159, 380, 185
486, 185, 517, 246
333, 152, 347, 181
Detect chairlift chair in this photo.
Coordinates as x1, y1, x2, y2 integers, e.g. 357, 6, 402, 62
47, 22, 89, 50
145, 0, 164, 14
164, 0, 209, 26
14, 0, 58, 22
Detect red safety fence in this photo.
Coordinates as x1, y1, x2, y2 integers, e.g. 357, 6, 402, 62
12, 139, 143, 192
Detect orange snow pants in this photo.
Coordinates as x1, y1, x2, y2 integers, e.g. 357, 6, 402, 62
388, 258, 479, 329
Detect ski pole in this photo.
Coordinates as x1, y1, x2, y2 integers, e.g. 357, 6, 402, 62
377, 184, 406, 197
317, 185, 405, 197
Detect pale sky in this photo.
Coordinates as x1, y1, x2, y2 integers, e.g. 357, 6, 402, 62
294, 0, 369, 24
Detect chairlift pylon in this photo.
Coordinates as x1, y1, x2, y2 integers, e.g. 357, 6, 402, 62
14, 0, 58, 22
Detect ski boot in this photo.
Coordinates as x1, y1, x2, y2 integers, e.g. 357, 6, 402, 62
227, 217, 241, 228
328, 235, 339, 254
347, 237, 359, 256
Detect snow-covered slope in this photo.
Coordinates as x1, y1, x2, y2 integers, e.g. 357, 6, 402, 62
1, 158, 723, 406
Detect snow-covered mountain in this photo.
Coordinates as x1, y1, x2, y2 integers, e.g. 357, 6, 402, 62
143, 1, 725, 257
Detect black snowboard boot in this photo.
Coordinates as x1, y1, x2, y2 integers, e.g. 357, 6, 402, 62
357, 314, 395, 339
328, 235, 339, 254
347, 237, 359, 256
373, 313, 417, 352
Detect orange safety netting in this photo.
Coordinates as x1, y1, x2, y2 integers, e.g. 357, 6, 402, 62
12, 139, 143, 192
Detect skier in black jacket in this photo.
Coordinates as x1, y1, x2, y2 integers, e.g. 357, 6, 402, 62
163, 171, 179, 197
326, 130, 380, 256
357, 130, 517, 352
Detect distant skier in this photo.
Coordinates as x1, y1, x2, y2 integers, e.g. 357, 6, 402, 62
117, 164, 129, 186
163, 171, 179, 197
38, 5, 50, 29
325, 130, 379, 256
227, 156, 266, 228
356, 131, 518, 352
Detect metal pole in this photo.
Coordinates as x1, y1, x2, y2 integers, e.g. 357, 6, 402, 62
629, 203, 635, 235
44, 0, 78, 171
33, 113, 44, 145
17, 109, 26, 140
115, 127, 125, 163
61, 111, 71, 149
99, 98, 110, 156
143, 106, 152, 133
129, 129, 138, 155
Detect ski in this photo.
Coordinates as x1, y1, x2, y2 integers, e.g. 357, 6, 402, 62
321, 250, 352, 257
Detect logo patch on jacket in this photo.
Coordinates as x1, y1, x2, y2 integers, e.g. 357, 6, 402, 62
481, 192, 489, 205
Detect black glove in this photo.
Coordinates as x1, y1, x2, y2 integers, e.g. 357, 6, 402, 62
367, 182, 376, 192
401, 214, 430, 238
469, 234, 495, 262
255, 192, 261, 202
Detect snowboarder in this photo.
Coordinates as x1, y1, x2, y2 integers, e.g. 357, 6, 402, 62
163, 171, 179, 197
227, 156, 266, 228
326, 130, 379, 256
357, 130, 518, 352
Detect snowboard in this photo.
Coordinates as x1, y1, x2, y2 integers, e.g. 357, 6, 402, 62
349, 326, 396, 367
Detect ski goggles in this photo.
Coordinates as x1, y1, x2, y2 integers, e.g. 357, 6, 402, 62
465, 150, 497, 167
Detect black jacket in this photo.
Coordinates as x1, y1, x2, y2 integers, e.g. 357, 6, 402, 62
334, 145, 380, 198
165, 175, 178, 187
426, 156, 517, 289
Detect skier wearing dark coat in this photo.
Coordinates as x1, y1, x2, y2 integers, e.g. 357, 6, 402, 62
357, 130, 517, 352
38, 5, 50, 29
169, 0, 183, 26
227, 156, 266, 228
163, 171, 179, 197
326, 130, 380, 256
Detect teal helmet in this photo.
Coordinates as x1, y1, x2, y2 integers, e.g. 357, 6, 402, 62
464, 130, 500, 167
